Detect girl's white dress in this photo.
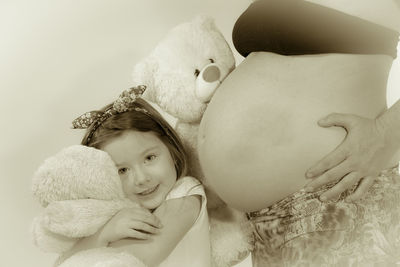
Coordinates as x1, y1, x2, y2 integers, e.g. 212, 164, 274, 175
159, 176, 211, 267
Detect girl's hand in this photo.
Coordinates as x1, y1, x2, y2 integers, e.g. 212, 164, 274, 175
304, 113, 398, 202
98, 206, 163, 245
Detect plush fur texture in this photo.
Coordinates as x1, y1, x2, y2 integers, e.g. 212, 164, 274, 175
32, 145, 125, 207
57, 247, 146, 267
31, 145, 144, 266
131, 15, 253, 267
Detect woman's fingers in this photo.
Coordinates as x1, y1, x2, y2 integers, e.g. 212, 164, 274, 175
306, 113, 361, 178
318, 171, 362, 201
305, 160, 351, 191
317, 113, 358, 128
306, 147, 347, 178
345, 176, 375, 202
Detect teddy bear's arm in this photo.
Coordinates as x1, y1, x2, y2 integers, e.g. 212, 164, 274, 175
58, 247, 146, 267
109, 195, 201, 266
43, 199, 136, 238
56, 228, 109, 266
31, 215, 78, 253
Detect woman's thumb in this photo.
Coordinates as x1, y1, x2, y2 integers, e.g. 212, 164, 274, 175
318, 113, 356, 128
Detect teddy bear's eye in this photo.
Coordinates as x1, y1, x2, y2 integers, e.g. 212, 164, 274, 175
209, 58, 215, 63
194, 69, 200, 77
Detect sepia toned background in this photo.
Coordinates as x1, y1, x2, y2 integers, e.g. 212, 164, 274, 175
0, 1, 398, 266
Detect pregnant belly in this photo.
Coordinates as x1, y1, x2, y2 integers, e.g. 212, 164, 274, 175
198, 52, 391, 212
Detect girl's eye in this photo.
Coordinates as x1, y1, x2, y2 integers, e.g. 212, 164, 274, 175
209, 58, 214, 63
145, 155, 157, 163
118, 168, 129, 175
194, 69, 200, 77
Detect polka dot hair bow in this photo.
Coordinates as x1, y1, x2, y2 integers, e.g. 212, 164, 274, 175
71, 85, 148, 143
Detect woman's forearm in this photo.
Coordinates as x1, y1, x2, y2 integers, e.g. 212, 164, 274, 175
377, 99, 400, 159
379, 99, 400, 143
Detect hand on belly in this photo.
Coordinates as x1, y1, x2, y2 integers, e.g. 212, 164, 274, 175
198, 52, 390, 212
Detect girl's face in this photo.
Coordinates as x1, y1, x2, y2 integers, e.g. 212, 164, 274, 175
101, 130, 177, 210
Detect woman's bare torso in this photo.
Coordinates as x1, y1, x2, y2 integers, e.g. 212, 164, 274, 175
198, 52, 394, 212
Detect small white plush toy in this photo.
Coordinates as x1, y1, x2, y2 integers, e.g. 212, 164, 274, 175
131, 15, 254, 267
31, 145, 145, 267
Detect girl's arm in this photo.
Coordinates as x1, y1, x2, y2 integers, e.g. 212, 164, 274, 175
110, 195, 201, 267
58, 205, 163, 264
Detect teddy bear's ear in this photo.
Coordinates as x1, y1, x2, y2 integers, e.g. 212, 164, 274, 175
192, 14, 216, 29
132, 57, 159, 101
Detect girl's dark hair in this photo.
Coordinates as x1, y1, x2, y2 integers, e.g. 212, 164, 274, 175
81, 98, 187, 178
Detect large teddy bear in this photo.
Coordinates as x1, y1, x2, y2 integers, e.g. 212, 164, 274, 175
131, 15, 253, 266
31, 145, 146, 267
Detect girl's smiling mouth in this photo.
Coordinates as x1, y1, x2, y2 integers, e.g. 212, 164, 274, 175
137, 184, 159, 196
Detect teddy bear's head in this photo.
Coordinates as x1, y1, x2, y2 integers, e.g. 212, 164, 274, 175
132, 15, 235, 123
32, 145, 124, 207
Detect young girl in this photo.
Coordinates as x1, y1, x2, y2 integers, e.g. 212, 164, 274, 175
66, 85, 211, 267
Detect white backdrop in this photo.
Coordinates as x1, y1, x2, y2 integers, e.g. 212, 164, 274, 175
0, 1, 398, 266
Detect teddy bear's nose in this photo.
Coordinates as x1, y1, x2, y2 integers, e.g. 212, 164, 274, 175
195, 63, 222, 103
202, 65, 220, 82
